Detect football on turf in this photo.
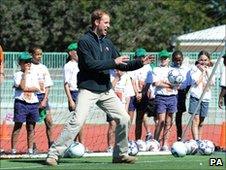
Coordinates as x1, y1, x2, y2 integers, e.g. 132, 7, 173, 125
136, 139, 147, 152
64, 142, 85, 158
171, 141, 187, 157
128, 140, 139, 156
168, 69, 183, 85
184, 139, 198, 155
146, 139, 160, 152
198, 140, 215, 155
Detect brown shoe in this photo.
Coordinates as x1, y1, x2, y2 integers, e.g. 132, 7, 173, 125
112, 155, 137, 164
46, 157, 58, 166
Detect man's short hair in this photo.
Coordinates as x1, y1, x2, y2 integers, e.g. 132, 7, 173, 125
91, 9, 109, 28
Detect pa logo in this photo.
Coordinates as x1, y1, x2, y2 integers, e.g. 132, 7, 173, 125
209, 158, 224, 166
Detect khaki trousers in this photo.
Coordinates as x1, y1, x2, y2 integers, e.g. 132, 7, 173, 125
48, 89, 130, 159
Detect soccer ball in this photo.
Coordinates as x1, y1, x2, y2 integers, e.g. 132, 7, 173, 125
171, 141, 187, 157
184, 139, 198, 155
128, 140, 139, 156
64, 142, 85, 158
198, 140, 215, 155
146, 139, 160, 152
168, 69, 184, 85
135, 139, 147, 152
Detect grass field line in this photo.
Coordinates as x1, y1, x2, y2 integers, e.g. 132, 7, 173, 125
0, 159, 204, 170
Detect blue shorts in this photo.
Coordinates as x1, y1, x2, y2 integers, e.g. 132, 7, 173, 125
188, 96, 209, 117
155, 95, 177, 114
14, 99, 39, 123
37, 93, 50, 110
70, 90, 79, 102
69, 90, 79, 112
128, 95, 150, 112
128, 96, 136, 112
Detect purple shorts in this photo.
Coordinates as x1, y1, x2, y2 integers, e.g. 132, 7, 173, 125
14, 99, 39, 123
128, 96, 136, 112
155, 95, 177, 114
37, 93, 50, 110
69, 90, 79, 112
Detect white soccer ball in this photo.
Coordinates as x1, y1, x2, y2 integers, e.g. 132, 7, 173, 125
171, 141, 187, 157
127, 140, 139, 156
168, 69, 184, 85
198, 140, 215, 155
146, 139, 160, 152
184, 139, 198, 155
64, 142, 85, 158
136, 139, 147, 152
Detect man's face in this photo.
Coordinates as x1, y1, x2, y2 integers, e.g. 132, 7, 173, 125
96, 14, 110, 36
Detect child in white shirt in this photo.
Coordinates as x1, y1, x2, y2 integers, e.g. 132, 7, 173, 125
188, 50, 215, 141
12, 52, 40, 154
152, 50, 178, 151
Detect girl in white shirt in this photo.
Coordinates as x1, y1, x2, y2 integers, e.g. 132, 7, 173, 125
63, 43, 86, 149
188, 50, 215, 141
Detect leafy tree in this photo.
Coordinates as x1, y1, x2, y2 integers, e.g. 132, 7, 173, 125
0, 0, 224, 51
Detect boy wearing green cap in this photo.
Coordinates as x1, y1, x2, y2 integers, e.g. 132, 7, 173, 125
64, 42, 88, 150
129, 48, 155, 141
11, 52, 40, 154
152, 49, 178, 151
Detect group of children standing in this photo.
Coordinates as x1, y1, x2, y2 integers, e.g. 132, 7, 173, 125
105, 48, 218, 151
11, 44, 223, 153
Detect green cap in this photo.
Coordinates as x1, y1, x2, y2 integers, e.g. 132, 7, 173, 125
135, 48, 147, 58
159, 50, 170, 58
18, 52, 32, 61
67, 43, 78, 51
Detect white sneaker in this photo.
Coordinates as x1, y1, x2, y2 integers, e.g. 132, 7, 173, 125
161, 145, 169, 151
28, 148, 34, 155
107, 146, 113, 153
11, 149, 17, 155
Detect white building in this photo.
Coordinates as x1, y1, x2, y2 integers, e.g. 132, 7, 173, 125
177, 25, 226, 52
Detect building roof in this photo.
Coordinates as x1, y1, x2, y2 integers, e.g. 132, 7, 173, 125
177, 25, 226, 43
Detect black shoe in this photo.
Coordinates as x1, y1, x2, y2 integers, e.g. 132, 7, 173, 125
112, 155, 137, 164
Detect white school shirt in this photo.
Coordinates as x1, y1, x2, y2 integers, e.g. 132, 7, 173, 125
153, 66, 178, 96
63, 61, 79, 91
14, 70, 40, 103
189, 66, 215, 102
130, 64, 152, 92
171, 64, 191, 90
31, 63, 53, 94
110, 70, 135, 104
220, 65, 226, 87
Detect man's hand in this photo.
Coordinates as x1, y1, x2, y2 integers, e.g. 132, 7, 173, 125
141, 55, 155, 65
115, 56, 129, 65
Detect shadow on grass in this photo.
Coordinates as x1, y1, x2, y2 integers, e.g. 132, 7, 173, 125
9, 159, 47, 165
9, 159, 110, 165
